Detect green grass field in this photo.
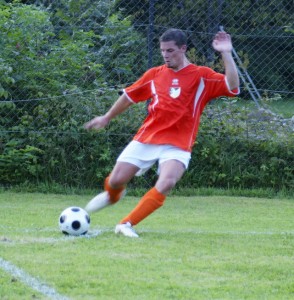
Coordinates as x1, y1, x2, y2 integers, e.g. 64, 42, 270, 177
1, 192, 294, 300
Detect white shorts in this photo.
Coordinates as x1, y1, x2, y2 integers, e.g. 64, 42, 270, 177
117, 141, 191, 176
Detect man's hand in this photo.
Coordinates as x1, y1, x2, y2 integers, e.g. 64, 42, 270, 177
84, 115, 110, 130
212, 31, 233, 53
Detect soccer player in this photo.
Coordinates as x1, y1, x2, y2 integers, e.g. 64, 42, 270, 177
84, 28, 240, 237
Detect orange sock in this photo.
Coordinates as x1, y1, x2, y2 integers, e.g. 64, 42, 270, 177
120, 187, 166, 226
104, 176, 125, 204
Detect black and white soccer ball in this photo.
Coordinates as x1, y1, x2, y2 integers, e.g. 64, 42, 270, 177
59, 207, 90, 236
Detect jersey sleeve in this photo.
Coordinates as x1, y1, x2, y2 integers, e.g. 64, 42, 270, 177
123, 68, 157, 103
201, 67, 239, 99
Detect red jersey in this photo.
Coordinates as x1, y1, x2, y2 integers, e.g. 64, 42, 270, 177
123, 64, 239, 152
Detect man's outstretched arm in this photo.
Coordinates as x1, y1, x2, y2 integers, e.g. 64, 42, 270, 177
212, 31, 240, 91
84, 93, 133, 130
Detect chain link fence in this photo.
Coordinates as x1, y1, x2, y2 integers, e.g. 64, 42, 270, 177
0, 0, 293, 191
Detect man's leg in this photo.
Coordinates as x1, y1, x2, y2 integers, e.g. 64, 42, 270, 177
118, 159, 185, 226
85, 162, 139, 213
106, 161, 140, 202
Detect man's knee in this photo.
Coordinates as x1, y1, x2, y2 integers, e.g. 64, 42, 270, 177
155, 177, 178, 194
108, 162, 140, 188
108, 173, 125, 189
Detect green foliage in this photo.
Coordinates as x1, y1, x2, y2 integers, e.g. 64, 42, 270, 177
0, 3, 101, 99
1, 3, 54, 98
0, 1, 146, 100
184, 99, 294, 190
0, 1, 293, 192
0, 59, 14, 99
1, 93, 293, 191
0, 1, 147, 188
98, 14, 148, 84
0, 144, 43, 183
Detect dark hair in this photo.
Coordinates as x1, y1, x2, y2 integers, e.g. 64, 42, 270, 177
159, 28, 187, 47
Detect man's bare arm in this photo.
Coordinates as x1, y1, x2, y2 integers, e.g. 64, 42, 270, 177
212, 32, 240, 90
84, 93, 133, 130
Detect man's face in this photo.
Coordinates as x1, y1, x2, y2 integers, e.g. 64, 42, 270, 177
160, 41, 187, 70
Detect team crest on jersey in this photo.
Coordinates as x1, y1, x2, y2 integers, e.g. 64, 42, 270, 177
169, 87, 181, 99
170, 78, 181, 99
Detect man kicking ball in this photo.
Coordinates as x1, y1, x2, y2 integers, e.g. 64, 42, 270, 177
84, 28, 239, 237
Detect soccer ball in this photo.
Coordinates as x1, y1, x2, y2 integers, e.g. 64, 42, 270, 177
59, 207, 90, 236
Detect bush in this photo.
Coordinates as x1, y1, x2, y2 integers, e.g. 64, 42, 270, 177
1, 85, 293, 191
184, 99, 294, 190
0, 145, 44, 184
